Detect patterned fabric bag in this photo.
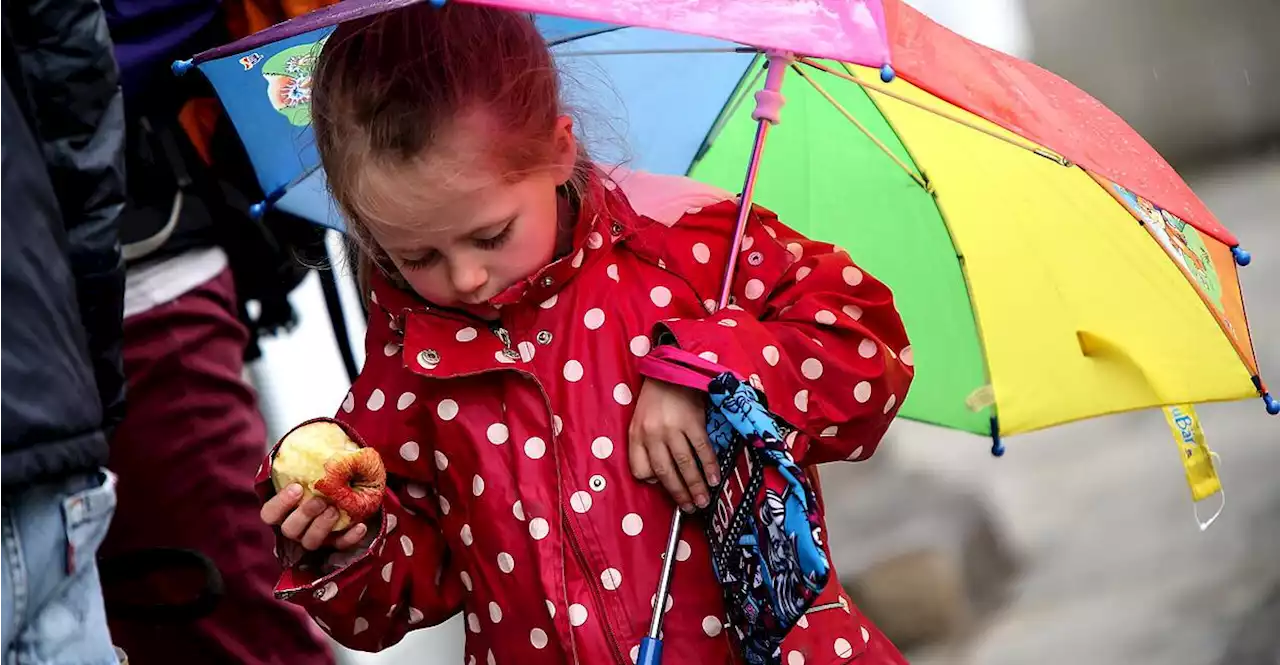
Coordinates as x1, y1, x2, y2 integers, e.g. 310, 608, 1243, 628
639, 347, 831, 664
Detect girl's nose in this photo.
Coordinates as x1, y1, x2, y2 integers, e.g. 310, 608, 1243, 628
450, 259, 489, 301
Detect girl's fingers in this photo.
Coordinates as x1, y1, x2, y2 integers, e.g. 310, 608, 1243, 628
332, 522, 370, 551
628, 430, 656, 482
279, 497, 329, 542
646, 440, 695, 512
671, 434, 711, 510
260, 484, 303, 525
301, 506, 341, 550
687, 428, 721, 489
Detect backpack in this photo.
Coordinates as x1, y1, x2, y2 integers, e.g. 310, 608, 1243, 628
104, 0, 341, 358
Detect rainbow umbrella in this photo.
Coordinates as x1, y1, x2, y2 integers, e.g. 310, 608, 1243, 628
691, 3, 1278, 449
177, 0, 1275, 455
180, 1, 1274, 661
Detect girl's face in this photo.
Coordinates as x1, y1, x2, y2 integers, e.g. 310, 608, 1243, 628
360, 115, 577, 310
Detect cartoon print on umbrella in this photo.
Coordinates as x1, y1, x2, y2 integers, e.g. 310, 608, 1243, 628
263, 40, 326, 126
1114, 183, 1224, 313
1160, 210, 1221, 305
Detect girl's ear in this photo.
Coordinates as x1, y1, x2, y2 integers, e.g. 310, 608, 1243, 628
550, 114, 578, 186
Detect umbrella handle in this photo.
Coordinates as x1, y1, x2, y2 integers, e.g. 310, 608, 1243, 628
636, 636, 664, 665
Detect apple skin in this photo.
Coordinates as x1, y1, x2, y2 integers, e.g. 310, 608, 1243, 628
271, 420, 387, 531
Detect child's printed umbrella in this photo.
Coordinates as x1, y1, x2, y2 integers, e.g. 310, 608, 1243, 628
181, 0, 1276, 455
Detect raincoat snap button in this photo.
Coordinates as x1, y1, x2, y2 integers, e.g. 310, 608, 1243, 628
418, 349, 440, 369
541, 276, 555, 288
747, 251, 764, 266
589, 475, 606, 492
536, 331, 553, 345
610, 222, 623, 236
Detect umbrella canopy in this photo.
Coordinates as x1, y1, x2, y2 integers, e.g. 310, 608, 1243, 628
180, 0, 1275, 450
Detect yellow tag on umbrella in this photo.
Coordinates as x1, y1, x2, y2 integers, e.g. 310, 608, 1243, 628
1162, 404, 1225, 530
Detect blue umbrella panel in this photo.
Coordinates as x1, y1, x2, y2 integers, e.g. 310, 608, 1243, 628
192, 19, 759, 230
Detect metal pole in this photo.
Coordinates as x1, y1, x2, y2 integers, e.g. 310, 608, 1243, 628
639, 49, 792, 665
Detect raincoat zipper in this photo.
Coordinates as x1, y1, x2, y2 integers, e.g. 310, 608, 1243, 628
490, 323, 520, 361
563, 512, 629, 665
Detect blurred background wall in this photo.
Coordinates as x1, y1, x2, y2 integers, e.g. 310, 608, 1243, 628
1021, 0, 1280, 167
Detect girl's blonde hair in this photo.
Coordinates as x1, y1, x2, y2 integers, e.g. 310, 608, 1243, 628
311, 3, 591, 300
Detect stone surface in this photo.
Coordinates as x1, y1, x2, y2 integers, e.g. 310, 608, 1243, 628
843, 549, 971, 651
1216, 581, 1280, 665
819, 457, 1018, 652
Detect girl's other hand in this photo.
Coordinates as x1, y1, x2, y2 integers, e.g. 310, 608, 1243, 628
628, 379, 720, 513
260, 484, 371, 552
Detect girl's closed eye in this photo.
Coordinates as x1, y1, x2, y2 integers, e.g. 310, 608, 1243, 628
400, 251, 441, 271
473, 220, 513, 250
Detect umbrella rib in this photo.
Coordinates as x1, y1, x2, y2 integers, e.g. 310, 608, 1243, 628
691, 58, 767, 166
790, 65, 931, 192
557, 46, 758, 57
547, 26, 628, 47
797, 58, 1071, 168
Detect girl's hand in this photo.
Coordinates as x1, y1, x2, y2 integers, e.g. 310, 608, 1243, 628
260, 484, 371, 552
628, 378, 721, 513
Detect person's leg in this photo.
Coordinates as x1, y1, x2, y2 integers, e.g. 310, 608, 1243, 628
3, 471, 119, 664
3, 502, 22, 656
99, 267, 333, 665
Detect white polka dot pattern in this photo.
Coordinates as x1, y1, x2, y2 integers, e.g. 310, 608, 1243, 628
309, 190, 916, 660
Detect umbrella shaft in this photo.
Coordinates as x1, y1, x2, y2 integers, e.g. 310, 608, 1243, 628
717, 116, 774, 308
650, 51, 789, 650
650, 109, 779, 642
648, 507, 685, 639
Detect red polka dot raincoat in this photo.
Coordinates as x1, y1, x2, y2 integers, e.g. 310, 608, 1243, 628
256, 168, 914, 665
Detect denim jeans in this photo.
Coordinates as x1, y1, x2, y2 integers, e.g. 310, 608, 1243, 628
2, 469, 118, 665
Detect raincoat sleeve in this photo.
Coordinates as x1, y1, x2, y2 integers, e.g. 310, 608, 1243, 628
6, 0, 128, 436
254, 300, 465, 651
639, 202, 914, 465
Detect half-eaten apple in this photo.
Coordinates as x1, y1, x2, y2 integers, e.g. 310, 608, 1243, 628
271, 420, 387, 532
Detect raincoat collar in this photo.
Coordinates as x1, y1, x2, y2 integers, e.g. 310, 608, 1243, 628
486, 166, 637, 309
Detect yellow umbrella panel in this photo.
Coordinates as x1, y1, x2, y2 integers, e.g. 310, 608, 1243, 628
690, 58, 1269, 452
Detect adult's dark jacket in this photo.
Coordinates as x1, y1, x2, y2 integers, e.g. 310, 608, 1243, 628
2, 0, 128, 491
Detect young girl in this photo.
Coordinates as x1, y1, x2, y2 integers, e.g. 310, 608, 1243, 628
258, 5, 914, 664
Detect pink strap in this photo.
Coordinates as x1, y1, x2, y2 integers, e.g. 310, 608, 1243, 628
637, 345, 743, 393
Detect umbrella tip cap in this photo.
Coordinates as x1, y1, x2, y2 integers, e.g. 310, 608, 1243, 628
879, 64, 896, 83
1232, 245, 1251, 266
249, 201, 268, 220
1264, 393, 1279, 415
989, 415, 1004, 456
172, 59, 194, 77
